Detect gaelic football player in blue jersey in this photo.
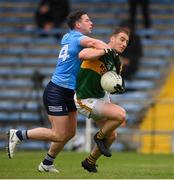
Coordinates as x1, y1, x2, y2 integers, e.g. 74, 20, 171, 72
7, 11, 110, 172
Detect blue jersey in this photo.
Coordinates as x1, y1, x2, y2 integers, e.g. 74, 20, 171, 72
51, 30, 87, 90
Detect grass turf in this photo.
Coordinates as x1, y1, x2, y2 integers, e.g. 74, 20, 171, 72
1, 150, 174, 179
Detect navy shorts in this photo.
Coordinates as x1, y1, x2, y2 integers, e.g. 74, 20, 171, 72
43, 81, 77, 116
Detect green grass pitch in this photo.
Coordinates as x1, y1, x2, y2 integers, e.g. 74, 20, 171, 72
1, 150, 174, 179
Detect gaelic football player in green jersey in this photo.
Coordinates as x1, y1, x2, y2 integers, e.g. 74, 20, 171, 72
75, 27, 130, 172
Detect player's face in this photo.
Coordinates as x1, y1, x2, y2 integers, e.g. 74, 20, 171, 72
111, 32, 129, 53
76, 14, 93, 34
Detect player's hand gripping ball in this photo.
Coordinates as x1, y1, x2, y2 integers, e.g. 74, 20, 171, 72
100, 71, 125, 94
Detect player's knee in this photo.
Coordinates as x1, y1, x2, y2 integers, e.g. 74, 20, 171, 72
62, 130, 76, 142
116, 108, 126, 124
51, 128, 76, 142
67, 130, 76, 140
51, 130, 69, 142
51, 131, 60, 142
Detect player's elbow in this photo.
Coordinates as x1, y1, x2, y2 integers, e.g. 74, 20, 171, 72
88, 39, 101, 48
78, 50, 86, 60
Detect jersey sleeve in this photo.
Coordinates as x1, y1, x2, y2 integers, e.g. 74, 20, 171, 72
76, 35, 88, 46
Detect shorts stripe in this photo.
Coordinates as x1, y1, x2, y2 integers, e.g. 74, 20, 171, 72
76, 99, 92, 113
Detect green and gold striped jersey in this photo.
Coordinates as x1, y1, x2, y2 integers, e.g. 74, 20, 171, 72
76, 54, 121, 99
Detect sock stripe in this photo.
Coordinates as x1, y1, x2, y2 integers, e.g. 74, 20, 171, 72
22, 130, 27, 140
87, 154, 97, 165
88, 159, 93, 164
97, 130, 105, 139
89, 154, 97, 161
47, 153, 55, 159
45, 153, 55, 162
26, 130, 29, 139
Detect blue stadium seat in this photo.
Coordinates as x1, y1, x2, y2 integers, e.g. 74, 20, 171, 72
0, 68, 33, 76
20, 58, 56, 66
0, 79, 32, 87
152, 19, 174, 25
20, 141, 49, 150
120, 102, 145, 113
140, 58, 169, 68
0, 17, 33, 23
40, 68, 54, 76
33, 37, 57, 45
0, 47, 26, 55
0, 7, 35, 13
126, 113, 141, 124
0, 112, 41, 122
137, 29, 174, 37
0, 141, 6, 149
27, 49, 56, 55
125, 80, 155, 90
0, 101, 40, 111
0, 112, 20, 121
9, 37, 33, 44
142, 39, 174, 47
20, 113, 40, 121
144, 49, 172, 58
0, 57, 20, 64
0, 57, 56, 67
0, 102, 23, 110
1, 90, 42, 100
92, 18, 119, 25
110, 91, 150, 102
134, 70, 162, 79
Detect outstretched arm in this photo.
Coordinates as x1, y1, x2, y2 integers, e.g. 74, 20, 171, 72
79, 48, 106, 61
80, 36, 110, 49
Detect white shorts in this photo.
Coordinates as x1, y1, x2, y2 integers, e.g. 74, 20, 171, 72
74, 93, 110, 121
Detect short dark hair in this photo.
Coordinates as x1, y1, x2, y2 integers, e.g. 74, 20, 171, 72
112, 27, 130, 37
67, 10, 87, 30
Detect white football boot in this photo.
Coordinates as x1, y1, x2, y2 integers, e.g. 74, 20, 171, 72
7, 129, 21, 159
38, 162, 59, 173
